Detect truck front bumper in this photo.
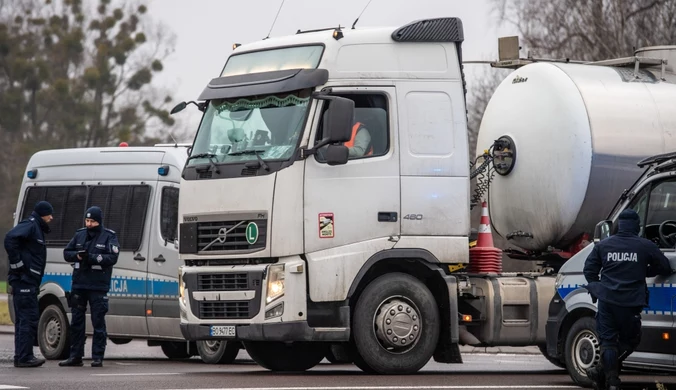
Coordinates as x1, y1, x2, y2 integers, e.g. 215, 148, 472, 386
180, 321, 349, 342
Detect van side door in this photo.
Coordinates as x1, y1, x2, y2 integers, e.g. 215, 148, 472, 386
146, 182, 181, 339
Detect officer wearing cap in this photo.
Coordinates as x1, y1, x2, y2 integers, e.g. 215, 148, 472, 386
4, 201, 54, 368
584, 209, 674, 390
59, 206, 119, 368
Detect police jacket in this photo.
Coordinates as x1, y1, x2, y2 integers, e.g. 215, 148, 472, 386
584, 217, 673, 307
4, 211, 50, 287
63, 225, 119, 292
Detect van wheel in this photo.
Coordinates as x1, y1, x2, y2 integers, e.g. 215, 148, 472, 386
564, 316, 600, 387
352, 272, 440, 374
38, 304, 70, 360
537, 344, 565, 368
160, 341, 192, 359
196, 340, 241, 364
243, 341, 327, 371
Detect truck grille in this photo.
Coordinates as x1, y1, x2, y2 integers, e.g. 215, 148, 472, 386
197, 219, 266, 252
197, 273, 249, 291
199, 301, 250, 319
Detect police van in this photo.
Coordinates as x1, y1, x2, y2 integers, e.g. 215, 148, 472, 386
546, 151, 676, 387
8, 144, 241, 364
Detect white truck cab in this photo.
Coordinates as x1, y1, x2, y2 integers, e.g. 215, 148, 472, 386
176, 17, 555, 374
547, 152, 676, 386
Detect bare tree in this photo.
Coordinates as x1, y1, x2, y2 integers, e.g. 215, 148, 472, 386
492, 0, 676, 61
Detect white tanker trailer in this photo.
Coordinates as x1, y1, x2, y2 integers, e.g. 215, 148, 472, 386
476, 45, 676, 264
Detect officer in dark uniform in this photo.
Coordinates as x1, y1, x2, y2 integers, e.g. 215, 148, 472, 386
584, 209, 674, 390
4, 201, 54, 368
59, 206, 119, 368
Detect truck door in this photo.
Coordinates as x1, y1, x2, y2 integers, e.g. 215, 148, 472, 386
146, 182, 182, 339
623, 179, 676, 367
304, 87, 400, 302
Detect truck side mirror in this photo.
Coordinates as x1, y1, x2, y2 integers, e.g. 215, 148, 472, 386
311, 92, 354, 145
594, 220, 612, 242
325, 144, 349, 165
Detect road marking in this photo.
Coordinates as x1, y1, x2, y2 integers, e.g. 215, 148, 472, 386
0, 386, 29, 389
163, 386, 579, 390
93, 373, 182, 377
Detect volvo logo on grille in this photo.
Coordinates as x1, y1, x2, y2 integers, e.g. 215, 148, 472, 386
202, 221, 245, 251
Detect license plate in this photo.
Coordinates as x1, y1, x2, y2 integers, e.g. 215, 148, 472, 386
210, 325, 236, 337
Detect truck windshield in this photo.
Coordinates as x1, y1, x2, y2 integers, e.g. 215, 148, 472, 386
188, 90, 311, 166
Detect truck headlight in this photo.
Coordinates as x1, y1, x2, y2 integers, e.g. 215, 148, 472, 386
266, 264, 285, 304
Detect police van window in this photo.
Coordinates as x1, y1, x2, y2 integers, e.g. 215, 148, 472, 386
21, 186, 87, 247
315, 93, 389, 162
160, 187, 179, 243
86, 185, 151, 252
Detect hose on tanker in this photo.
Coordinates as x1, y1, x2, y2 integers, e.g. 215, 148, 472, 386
469, 145, 496, 210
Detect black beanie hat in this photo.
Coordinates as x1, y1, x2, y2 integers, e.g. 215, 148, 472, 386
34, 201, 54, 217
85, 206, 103, 225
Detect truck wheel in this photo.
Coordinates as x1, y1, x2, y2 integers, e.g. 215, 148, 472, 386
196, 340, 241, 364
564, 316, 600, 387
243, 341, 327, 371
160, 341, 192, 359
38, 304, 70, 360
352, 272, 440, 374
537, 344, 565, 368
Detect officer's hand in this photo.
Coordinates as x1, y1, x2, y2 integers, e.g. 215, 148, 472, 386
591, 296, 597, 304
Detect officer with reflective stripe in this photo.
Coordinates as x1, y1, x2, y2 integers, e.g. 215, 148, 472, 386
59, 206, 119, 368
584, 209, 674, 390
4, 201, 54, 368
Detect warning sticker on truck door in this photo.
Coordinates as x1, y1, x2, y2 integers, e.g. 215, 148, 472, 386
319, 213, 334, 238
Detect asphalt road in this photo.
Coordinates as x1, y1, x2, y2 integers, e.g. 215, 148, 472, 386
0, 334, 675, 390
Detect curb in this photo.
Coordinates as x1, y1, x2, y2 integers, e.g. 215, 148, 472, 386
0, 325, 13, 334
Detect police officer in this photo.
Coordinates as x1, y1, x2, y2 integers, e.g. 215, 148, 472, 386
583, 209, 674, 390
59, 206, 119, 368
4, 201, 54, 368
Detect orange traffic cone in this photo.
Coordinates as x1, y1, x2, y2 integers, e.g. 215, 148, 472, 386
469, 200, 503, 274
476, 201, 494, 248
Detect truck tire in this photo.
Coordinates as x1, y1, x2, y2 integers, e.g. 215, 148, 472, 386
564, 316, 600, 387
352, 272, 440, 374
38, 304, 70, 360
196, 340, 241, 364
243, 341, 327, 371
537, 344, 565, 369
160, 341, 192, 359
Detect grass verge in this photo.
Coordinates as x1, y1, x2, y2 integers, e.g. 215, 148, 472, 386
0, 300, 12, 325
0, 280, 6, 294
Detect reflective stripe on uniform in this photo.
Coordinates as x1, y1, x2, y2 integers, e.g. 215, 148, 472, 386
91, 265, 103, 271
10, 261, 24, 269
30, 268, 41, 275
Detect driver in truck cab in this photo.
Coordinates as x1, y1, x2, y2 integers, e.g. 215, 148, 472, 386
583, 209, 674, 390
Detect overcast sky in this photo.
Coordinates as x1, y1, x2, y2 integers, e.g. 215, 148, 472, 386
147, 0, 519, 141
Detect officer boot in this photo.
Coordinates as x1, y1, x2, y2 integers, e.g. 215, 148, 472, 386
606, 369, 621, 390
585, 365, 606, 390
59, 357, 84, 367
91, 359, 103, 367
15, 357, 45, 368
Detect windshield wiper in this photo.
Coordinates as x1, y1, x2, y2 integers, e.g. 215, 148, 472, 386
187, 153, 220, 174
229, 149, 269, 171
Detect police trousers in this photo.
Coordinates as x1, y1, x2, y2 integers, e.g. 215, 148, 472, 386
68, 289, 109, 360
10, 282, 39, 363
596, 300, 642, 378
